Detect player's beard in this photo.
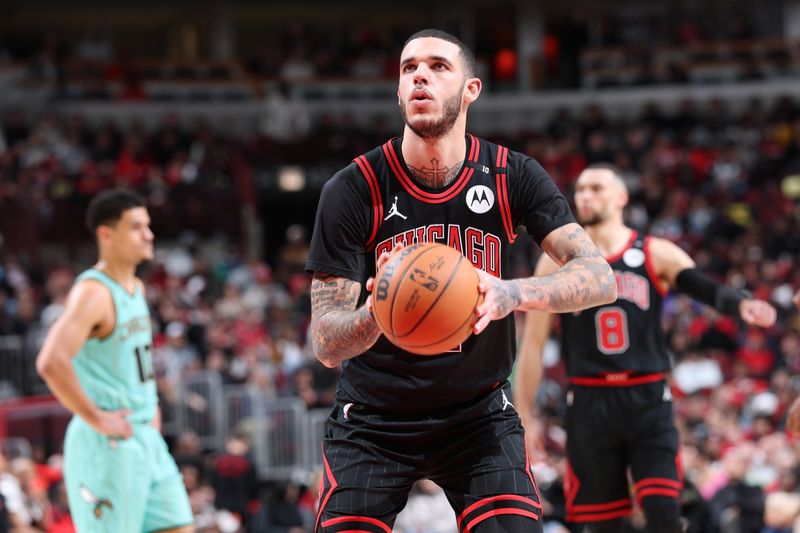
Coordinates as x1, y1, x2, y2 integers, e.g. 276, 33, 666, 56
400, 86, 463, 140
578, 210, 605, 227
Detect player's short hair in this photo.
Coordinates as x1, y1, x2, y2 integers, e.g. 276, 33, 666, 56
583, 162, 628, 192
86, 189, 146, 233
403, 29, 477, 78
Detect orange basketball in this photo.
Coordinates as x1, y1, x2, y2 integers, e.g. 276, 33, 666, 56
372, 242, 482, 355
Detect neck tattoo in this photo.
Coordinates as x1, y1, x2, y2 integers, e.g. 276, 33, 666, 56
407, 157, 463, 189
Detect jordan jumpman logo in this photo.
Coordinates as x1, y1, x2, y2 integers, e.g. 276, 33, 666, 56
501, 390, 514, 411
384, 196, 407, 221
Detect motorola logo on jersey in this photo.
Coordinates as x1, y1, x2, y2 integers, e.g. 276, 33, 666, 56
375, 224, 502, 277
465, 185, 495, 214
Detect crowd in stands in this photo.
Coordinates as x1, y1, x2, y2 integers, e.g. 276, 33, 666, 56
1, 88, 800, 530
0, 11, 782, 99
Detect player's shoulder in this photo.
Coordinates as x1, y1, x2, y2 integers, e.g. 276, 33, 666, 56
322, 144, 387, 197
73, 276, 113, 297
326, 160, 362, 187
644, 234, 679, 254
65, 277, 114, 316
505, 148, 548, 179
469, 135, 548, 180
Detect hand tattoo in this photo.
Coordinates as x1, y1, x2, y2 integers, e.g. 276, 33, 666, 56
310, 274, 381, 367
515, 224, 617, 313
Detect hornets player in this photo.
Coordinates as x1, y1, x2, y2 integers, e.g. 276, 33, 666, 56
37, 190, 193, 532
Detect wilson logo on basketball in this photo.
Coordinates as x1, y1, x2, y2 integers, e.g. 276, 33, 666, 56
375, 247, 415, 302
465, 185, 495, 214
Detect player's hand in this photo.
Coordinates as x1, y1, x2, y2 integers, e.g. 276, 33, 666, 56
793, 289, 800, 310
787, 397, 800, 434
474, 270, 520, 334
365, 243, 406, 319
151, 405, 162, 433
739, 299, 777, 328
521, 416, 548, 463
91, 409, 133, 440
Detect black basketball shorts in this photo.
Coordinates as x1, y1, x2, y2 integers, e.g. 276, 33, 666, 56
564, 380, 682, 524
315, 382, 543, 532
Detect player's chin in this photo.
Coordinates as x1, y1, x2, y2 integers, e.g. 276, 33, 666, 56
406, 104, 438, 120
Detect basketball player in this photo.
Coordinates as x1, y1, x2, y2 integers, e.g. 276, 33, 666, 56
306, 29, 617, 533
516, 164, 776, 532
36, 190, 194, 532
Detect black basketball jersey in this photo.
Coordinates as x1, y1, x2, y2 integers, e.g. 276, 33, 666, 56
306, 134, 575, 413
560, 230, 670, 378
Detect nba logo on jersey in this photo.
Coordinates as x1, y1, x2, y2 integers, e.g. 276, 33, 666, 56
466, 185, 495, 214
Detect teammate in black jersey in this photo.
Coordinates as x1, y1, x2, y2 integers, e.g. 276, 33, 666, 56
516, 164, 776, 532
305, 29, 617, 533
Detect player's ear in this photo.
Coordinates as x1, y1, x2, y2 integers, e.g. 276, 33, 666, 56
463, 77, 481, 105
618, 189, 630, 209
96, 225, 113, 245
397, 89, 402, 107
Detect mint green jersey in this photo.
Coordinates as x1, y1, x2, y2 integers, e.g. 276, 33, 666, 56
72, 269, 156, 424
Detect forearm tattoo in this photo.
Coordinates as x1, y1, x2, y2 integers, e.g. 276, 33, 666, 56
310, 274, 381, 366
407, 158, 463, 189
516, 224, 617, 312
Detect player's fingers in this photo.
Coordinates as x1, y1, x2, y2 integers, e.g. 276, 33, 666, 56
365, 295, 376, 321
377, 244, 404, 269
376, 253, 390, 270
473, 315, 490, 335
384, 243, 406, 262
477, 282, 490, 296
476, 269, 493, 284
365, 277, 375, 292
764, 307, 777, 326
747, 305, 775, 327
474, 298, 491, 317
119, 420, 133, 439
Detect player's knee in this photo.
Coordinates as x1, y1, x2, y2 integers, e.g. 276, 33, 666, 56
586, 518, 625, 533
470, 513, 543, 533
641, 495, 682, 533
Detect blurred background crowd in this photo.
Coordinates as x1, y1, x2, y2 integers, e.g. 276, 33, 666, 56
2, 1, 800, 532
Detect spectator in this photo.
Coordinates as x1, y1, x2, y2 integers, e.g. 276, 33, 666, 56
211, 434, 257, 522
709, 445, 765, 533
259, 83, 311, 145
0, 453, 28, 529
252, 479, 307, 533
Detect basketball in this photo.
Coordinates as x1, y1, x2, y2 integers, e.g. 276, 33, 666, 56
372, 242, 482, 355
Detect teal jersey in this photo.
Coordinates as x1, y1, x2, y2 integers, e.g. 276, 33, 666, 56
72, 269, 156, 424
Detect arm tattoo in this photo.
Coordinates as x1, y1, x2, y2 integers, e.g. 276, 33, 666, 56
310, 274, 381, 367
514, 224, 617, 313
407, 158, 463, 188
